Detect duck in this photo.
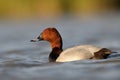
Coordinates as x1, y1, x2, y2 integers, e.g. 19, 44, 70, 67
31, 27, 114, 62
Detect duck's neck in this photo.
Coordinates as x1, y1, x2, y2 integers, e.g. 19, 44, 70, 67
51, 38, 63, 49
49, 38, 63, 62
49, 47, 63, 62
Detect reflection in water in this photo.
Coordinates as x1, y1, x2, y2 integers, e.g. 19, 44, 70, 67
0, 15, 120, 80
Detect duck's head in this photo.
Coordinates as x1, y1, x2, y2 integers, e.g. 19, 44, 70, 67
31, 27, 63, 49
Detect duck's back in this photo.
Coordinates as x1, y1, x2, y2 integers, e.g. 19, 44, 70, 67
56, 45, 101, 62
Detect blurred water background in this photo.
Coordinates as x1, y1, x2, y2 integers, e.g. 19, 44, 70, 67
0, 0, 120, 80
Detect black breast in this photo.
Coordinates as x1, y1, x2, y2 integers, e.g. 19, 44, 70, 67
49, 47, 62, 62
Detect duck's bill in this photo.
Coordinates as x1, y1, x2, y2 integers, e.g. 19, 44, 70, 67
30, 37, 43, 42
31, 35, 43, 42
30, 38, 40, 42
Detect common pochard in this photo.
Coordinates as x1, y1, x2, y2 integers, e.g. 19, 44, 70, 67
31, 27, 113, 62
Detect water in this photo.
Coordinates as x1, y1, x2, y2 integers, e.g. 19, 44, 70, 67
0, 14, 120, 80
